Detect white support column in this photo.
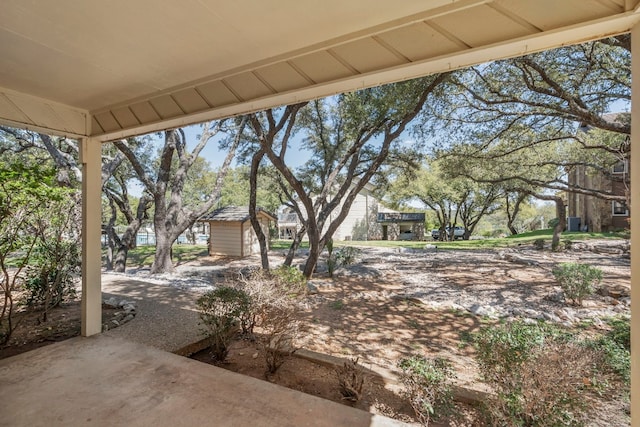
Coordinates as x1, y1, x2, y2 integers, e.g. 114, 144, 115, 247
80, 137, 102, 336
631, 23, 640, 427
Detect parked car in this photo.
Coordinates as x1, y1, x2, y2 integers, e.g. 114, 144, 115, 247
449, 226, 465, 240
431, 226, 466, 240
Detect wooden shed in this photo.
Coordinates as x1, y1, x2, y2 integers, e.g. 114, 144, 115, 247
199, 206, 275, 257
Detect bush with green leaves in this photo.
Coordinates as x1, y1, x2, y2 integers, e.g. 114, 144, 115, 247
327, 238, 361, 277
334, 246, 360, 267
474, 321, 618, 426
271, 265, 307, 295
552, 262, 603, 305
24, 240, 79, 316
586, 317, 630, 387
196, 286, 250, 362
223, 269, 302, 373
0, 163, 77, 344
398, 356, 457, 426
22, 193, 80, 321
533, 238, 545, 250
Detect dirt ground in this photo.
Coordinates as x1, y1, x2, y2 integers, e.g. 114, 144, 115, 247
1, 240, 631, 425
186, 241, 630, 426
0, 299, 118, 359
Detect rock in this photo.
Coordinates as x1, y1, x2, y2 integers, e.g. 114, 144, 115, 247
604, 296, 619, 306
598, 284, 630, 299
123, 304, 136, 313
102, 297, 119, 308
307, 282, 319, 294
449, 303, 466, 312
469, 304, 486, 316
544, 291, 565, 303
469, 304, 498, 318
555, 308, 577, 323
252, 352, 259, 359
522, 308, 542, 319
111, 319, 120, 326
542, 312, 561, 323
123, 314, 135, 323
502, 253, 540, 267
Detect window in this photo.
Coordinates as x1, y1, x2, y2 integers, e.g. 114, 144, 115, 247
612, 201, 629, 216
612, 159, 628, 174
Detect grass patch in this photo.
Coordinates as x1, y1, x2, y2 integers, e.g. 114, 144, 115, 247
105, 244, 208, 269
270, 240, 310, 250
338, 229, 626, 250
104, 230, 626, 269
329, 299, 345, 310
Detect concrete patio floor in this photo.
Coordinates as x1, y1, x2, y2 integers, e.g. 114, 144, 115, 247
0, 334, 407, 427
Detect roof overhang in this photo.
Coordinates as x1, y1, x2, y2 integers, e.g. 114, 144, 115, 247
1, 0, 639, 142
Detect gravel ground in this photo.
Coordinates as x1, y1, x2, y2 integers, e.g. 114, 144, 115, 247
101, 239, 630, 352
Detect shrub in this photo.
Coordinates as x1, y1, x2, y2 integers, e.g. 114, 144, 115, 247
24, 240, 79, 318
533, 239, 545, 250
398, 356, 457, 426
196, 287, 250, 362
552, 263, 602, 305
606, 317, 630, 350
230, 269, 277, 335
258, 302, 299, 374
327, 239, 361, 277
335, 357, 366, 403
334, 246, 361, 267
271, 265, 307, 295
586, 317, 630, 387
474, 321, 616, 426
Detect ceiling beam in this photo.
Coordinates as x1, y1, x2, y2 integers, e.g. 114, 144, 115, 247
94, 9, 640, 142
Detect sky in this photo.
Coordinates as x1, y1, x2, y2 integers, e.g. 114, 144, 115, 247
181, 122, 311, 170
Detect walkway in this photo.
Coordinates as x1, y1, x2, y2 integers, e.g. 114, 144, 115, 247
0, 334, 405, 427
101, 273, 207, 353
0, 273, 408, 426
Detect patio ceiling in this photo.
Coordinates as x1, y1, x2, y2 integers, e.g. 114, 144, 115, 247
1, 0, 640, 141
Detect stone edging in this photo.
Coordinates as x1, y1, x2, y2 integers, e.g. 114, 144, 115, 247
177, 338, 489, 406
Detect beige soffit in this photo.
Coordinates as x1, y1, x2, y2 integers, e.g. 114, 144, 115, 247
0, 0, 639, 141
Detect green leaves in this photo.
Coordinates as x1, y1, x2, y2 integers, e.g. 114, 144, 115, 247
552, 263, 603, 306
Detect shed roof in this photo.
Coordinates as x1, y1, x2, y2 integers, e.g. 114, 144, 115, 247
200, 206, 276, 223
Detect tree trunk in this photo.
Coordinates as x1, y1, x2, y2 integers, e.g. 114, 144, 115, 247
113, 220, 144, 272
151, 231, 174, 274
104, 197, 118, 271
248, 149, 269, 270
302, 222, 320, 279
105, 235, 114, 271
551, 197, 566, 251
284, 226, 305, 267
506, 193, 526, 236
